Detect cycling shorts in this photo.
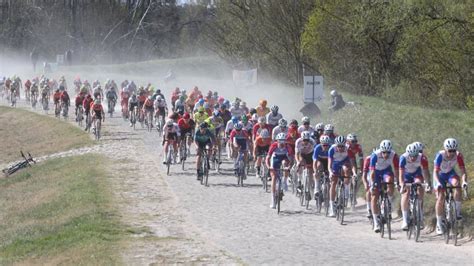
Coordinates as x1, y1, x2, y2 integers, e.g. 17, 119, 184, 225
256, 145, 269, 157
369, 168, 394, 188
301, 152, 313, 166
331, 158, 350, 173
129, 102, 138, 110
270, 154, 289, 170
197, 140, 212, 150
317, 158, 328, 172
94, 110, 102, 120
235, 139, 247, 151
433, 170, 459, 191
165, 132, 178, 142
403, 168, 423, 183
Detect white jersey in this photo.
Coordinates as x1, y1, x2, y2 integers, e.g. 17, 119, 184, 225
154, 99, 167, 109
298, 125, 315, 134
230, 106, 244, 118
225, 120, 237, 134
266, 112, 283, 126
295, 138, 316, 154
272, 126, 288, 140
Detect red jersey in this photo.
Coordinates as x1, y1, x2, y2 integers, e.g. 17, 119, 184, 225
252, 123, 272, 139
138, 95, 146, 103
24, 80, 31, 89
346, 143, 363, 160
53, 92, 61, 103
60, 91, 70, 102
92, 104, 103, 112
286, 126, 300, 145
363, 156, 371, 173
178, 118, 195, 131
75, 95, 84, 106
83, 97, 93, 110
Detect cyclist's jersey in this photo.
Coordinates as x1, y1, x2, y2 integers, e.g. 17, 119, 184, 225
106, 89, 117, 100
194, 129, 213, 144
346, 143, 364, 160
266, 112, 282, 127
295, 138, 316, 155
171, 93, 180, 105
75, 95, 84, 107
434, 150, 465, 174
328, 144, 353, 164
229, 129, 249, 148
24, 80, 31, 89
92, 104, 104, 118
252, 123, 272, 139
60, 92, 70, 104
285, 127, 300, 146
194, 112, 209, 126
144, 98, 154, 109
174, 100, 185, 112
399, 152, 428, 174
363, 156, 371, 173
241, 121, 253, 132
178, 118, 195, 132
230, 106, 244, 118
53, 92, 61, 103
83, 98, 93, 111
256, 106, 270, 117
369, 150, 399, 171
154, 99, 167, 109
205, 116, 224, 131
272, 126, 288, 141
225, 120, 237, 134
312, 144, 329, 161
163, 123, 180, 136
193, 102, 204, 112
138, 95, 147, 104
128, 97, 139, 109
297, 125, 315, 134
255, 136, 272, 147
121, 91, 130, 101
268, 142, 294, 168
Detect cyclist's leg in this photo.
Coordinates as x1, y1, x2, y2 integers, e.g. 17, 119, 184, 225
383, 171, 395, 210
434, 173, 448, 231
414, 175, 425, 226
448, 172, 462, 218
342, 164, 351, 198
163, 140, 169, 163
401, 173, 413, 228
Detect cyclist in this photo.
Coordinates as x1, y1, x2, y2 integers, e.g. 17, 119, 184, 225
272, 118, 288, 141
240, 101, 249, 114
362, 151, 374, 218
91, 99, 105, 132
230, 123, 250, 175
93, 85, 103, 100
143, 96, 155, 127
53, 89, 61, 114
154, 95, 168, 128
295, 131, 316, 187
128, 94, 139, 127
220, 104, 232, 126
121, 87, 130, 118
266, 105, 282, 131
253, 116, 272, 142
194, 122, 215, 180
399, 144, 430, 230
312, 123, 325, 144
327, 135, 357, 217
171, 87, 180, 110
266, 133, 294, 208
321, 124, 337, 144
346, 133, 364, 203
254, 128, 272, 177
286, 119, 300, 153
106, 84, 118, 110
60, 89, 70, 113
178, 112, 195, 152
256, 99, 270, 118
205, 110, 225, 162
75, 92, 85, 116
298, 117, 314, 134
193, 98, 206, 113
194, 106, 209, 128
174, 95, 186, 114
162, 119, 180, 164
312, 135, 331, 199
369, 140, 399, 232
433, 138, 468, 235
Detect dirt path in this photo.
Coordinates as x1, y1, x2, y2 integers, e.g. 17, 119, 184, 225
3, 96, 473, 265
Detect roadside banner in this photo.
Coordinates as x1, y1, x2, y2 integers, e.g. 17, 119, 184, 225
303, 75, 323, 103
233, 68, 257, 86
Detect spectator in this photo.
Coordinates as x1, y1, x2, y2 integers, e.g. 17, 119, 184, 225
329, 89, 346, 112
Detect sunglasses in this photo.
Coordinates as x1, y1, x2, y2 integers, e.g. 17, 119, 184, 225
351, 140, 358, 143
337, 145, 345, 148
448, 149, 456, 153
277, 141, 286, 144
382, 151, 389, 154
322, 144, 329, 147
303, 122, 310, 126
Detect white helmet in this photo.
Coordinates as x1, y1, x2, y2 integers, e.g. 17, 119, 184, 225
258, 116, 266, 123
278, 118, 288, 127
302, 116, 310, 124
347, 133, 357, 142
276, 132, 287, 141
412, 141, 424, 153
301, 131, 311, 140
251, 113, 259, 122
335, 135, 346, 145
315, 123, 324, 131
330, 89, 337, 96
166, 119, 174, 127
324, 124, 334, 132
260, 129, 270, 138
443, 138, 458, 150
379, 140, 392, 152
320, 135, 330, 144
406, 144, 418, 157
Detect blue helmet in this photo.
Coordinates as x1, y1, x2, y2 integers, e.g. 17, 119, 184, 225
231, 116, 239, 124
213, 109, 220, 117
198, 98, 205, 105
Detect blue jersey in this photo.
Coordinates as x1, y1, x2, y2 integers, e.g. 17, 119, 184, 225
313, 144, 329, 161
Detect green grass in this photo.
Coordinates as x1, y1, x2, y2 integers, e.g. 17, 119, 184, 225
0, 106, 92, 164
0, 155, 125, 264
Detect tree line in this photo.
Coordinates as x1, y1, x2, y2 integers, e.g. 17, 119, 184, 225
0, 0, 471, 109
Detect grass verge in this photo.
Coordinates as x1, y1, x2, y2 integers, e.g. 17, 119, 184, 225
0, 155, 125, 264
0, 106, 92, 164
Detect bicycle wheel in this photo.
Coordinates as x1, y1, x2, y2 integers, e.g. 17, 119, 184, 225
181, 143, 186, 171
414, 198, 421, 242
200, 154, 206, 185
380, 199, 386, 238
385, 198, 392, 240
407, 206, 413, 240
324, 182, 330, 217
449, 201, 458, 245
166, 148, 172, 176
340, 186, 345, 225
304, 173, 311, 210
204, 155, 209, 186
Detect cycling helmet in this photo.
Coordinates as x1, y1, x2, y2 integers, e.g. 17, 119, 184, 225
260, 129, 270, 138
148, 96, 152, 100
94, 99, 101, 105
412, 141, 424, 153
213, 110, 220, 117
258, 116, 266, 123
276, 132, 287, 141
218, 96, 225, 103
278, 118, 288, 127
241, 114, 248, 123
406, 144, 418, 157
330, 89, 337, 96
156, 95, 162, 101
302, 131, 311, 140
240, 101, 247, 107
290, 119, 298, 126
234, 123, 243, 130
59, 85, 65, 91
335, 135, 346, 145
183, 112, 190, 119
302, 116, 310, 124
347, 133, 357, 142
379, 140, 392, 152
259, 99, 267, 106
324, 124, 334, 132
166, 120, 174, 127
179, 95, 186, 101
249, 108, 257, 115
231, 116, 239, 124
198, 98, 205, 105
443, 138, 458, 150
199, 122, 208, 129
270, 105, 279, 113
232, 101, 239, 107
251, 113, 259, 122
320, 135, 330, 144
223, 99, 230, 106
315, 123, 324, 131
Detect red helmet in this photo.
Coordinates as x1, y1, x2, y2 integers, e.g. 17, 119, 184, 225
183, 112, 190, 119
